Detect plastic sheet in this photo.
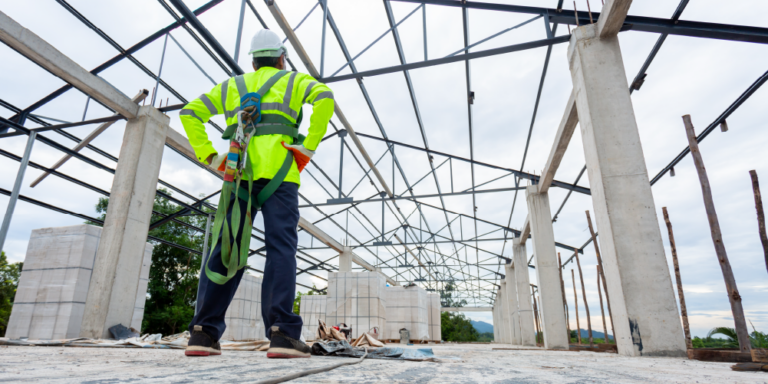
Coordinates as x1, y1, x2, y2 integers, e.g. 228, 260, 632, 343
325, 272, 387, 340
384, 285, 429, 340
221, 273, 265, 341
299, 295, 327, 341
311, 340, 438, 361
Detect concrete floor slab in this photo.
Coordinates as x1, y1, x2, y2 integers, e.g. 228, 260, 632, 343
0, 343, 761, 383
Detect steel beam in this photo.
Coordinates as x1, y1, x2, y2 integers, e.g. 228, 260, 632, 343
391, 0, 768, 44
355, 132, 590, 195
321, 35, 570, 83
0, 11, 139, 119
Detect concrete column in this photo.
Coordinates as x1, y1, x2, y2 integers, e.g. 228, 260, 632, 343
80, 106, 169, 339
526, 185, 569, 350
339, 246, 352, 272
568, 24, 686, 357
504, 263, 521, 344
500, 281, 512, 343
493, 301, 500, 342
512, 237, 536, 346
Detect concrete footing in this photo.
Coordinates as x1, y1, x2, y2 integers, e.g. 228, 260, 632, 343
221, 273, 264, 341
6, 225, 152, 339
568, 24, 686, 357
325, 272, 387, 340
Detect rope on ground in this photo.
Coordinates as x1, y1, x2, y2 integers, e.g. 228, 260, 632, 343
254, 348, 369, 384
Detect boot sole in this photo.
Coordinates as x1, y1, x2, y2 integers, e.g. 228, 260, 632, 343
267, 347, 310, 358
185, 346, 222, 356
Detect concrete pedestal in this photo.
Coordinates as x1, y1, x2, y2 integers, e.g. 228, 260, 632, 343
6, 225, 152, 339
299, 295, 327, 341
81, 106, 169, 339
513, 237, 536, 346
505, 263, 521, 344
493, 302, 500, 342
526, 185, 569, 350
326, 272, 387, 340
384, 285, 429, 340
427, 293, 441, 341
500, 281, 512, 343
221, 273, 264, 341
568, 24, 686, 357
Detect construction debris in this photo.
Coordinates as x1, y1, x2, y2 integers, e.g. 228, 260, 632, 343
0, 331, 270, 351
310, 339, 438, 361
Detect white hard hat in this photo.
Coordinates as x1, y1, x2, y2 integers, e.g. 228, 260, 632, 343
249, 29, 288, 58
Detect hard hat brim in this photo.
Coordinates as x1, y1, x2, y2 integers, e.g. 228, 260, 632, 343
250, 47, 288, 59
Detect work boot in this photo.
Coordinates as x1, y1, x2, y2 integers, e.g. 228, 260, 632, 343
267, 326, 311, 358
185, 325, 222, 356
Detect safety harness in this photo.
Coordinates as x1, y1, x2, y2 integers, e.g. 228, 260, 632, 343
205, 70, 305, 285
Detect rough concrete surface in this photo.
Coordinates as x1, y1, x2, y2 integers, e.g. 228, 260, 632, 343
0, 343, 762, 383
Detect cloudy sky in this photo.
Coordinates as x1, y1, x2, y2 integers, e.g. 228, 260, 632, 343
1, 0, 766, 338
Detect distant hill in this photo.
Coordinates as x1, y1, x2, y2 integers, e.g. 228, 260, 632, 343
471, 320, 493, 334
576, 329, 613, 340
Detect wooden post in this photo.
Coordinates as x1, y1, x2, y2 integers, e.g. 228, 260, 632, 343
662, 207, 693, 350
532, 286, 541, 345
575, 251, 593, 346
571, 269, 581, 344
536, 293, 544, 344
682, 114, 751, 353
558, 253, 571, 342
585, 210, 616, 340
597, 265, 608, 344
749, 170, 768, 274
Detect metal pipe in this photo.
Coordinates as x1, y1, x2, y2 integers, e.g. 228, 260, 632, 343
234, 0, 247, 63
320, 0, 329, 77
151, 33, 170, 106
0, 131, 36, 253
168, 33, 217, 85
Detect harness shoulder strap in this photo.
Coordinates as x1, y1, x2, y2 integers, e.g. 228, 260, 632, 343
256, 70, 288, 97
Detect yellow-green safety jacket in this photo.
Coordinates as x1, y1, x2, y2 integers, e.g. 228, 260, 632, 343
180, 66, 334, 185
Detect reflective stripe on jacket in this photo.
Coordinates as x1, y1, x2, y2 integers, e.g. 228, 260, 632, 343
179, 66, 334, 185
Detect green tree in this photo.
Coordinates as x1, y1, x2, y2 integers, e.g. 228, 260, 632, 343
440, 312, 478, 342
0, 252, 23, 337
706, 326, 768, 349
293, 286, 318, 315
439, 281, 467, 308
477, 331, 494, 342
90, 189, 211, 335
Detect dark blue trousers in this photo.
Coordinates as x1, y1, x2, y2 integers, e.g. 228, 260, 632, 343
189, 180, 303, 341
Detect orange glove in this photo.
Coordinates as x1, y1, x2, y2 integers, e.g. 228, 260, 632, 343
206, 152, 228, 172
281, 142, 314, 172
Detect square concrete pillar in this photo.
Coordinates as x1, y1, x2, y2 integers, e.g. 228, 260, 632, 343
494, 288, 501, 342
81, 106, 169, 339
526, 185, 569, 349
512, 237, 536, 346
504, 263, 521, 344
338, 246, 352, 272
568, 24, 686, 357
499, 282, 511, 343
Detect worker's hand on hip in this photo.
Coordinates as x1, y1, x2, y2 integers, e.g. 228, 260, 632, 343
206, 152, 228, 172
281, 142, 314, 172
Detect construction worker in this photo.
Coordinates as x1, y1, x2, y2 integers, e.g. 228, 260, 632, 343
179, 29, 333, 358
